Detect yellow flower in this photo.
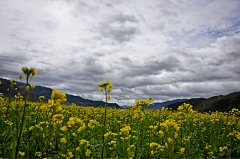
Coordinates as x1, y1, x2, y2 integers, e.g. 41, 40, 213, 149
176, 126, 180, 133
32, 71, 37, 76
108, 95, 110, 100
150, 142, 159, 148
39, 96, 45, 101
10, 80, 17, 85
208, 152, 214, 155
180, 148, 185, 154
151, 150, 154, 155
25, 86, 29, 91
107, 88, 112, 92
18, 74, 23, 80
76, 147, 80, 151
99, 87, 103, 92
219, 146, 227, 152
110, 140, 116, 145
174, 132, 178, 138
72, 133, 77, 137
219, 147, 224, 152
168, 137, 172, 144
205, 144, 212, 149
60, 126, 68, 132
67, 152, 74, 158
35, 151, 42, 157
80, 139, 90, 146
40, 105, 48, 111
61, 138, 67, 143
159, 130, 164, 137
85, 149, 91, 156
30, 84, 35, 88
19, 151, 25, 157
165, 142, 168, 149
21, 67, 27, 72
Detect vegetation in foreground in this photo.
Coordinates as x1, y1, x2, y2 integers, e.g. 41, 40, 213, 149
0, 67, 240, 158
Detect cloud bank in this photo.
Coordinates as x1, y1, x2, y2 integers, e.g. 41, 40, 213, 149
0, 0, 240, 105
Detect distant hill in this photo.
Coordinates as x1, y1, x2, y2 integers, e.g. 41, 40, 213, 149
165, 92, 240, 112
0, 78, 48, 103
165, 98, 206, 111
143, 99, 188, 110
1, 78, 239, 111
194, 92, 240, 112
120, 105, 129, 109
0, 78, 121, 109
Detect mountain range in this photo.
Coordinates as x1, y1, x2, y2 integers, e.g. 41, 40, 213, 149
142, 99, 188, 110
1, 78, 239, 112
124, 93, 240, 112
0, 78, 121, 108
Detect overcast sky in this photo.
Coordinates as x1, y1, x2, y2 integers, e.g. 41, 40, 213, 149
1, 0, 240, 106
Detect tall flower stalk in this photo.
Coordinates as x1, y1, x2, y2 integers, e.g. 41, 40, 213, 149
15, 67, 37, 159
5, 80, 17, 119
98, 81, 114, 159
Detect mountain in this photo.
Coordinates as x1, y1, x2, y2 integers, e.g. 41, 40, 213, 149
194, 92, 240, 112
1, 78, 239, 111
165, 92, 240, 112
0, 78, 121, 109
165, 98, 206, 111
120, 105, 129, 109
0, 78, 48, 103
143, 99, 188, 110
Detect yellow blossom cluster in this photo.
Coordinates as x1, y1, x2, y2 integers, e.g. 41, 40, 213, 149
219, 146, 227, 152
98, 81, 114, 92
108, 140, 117, 148
160, 120, 179, 132
79, 139, 90, 147
88, 119, 100, 129
60, 138, 67, 143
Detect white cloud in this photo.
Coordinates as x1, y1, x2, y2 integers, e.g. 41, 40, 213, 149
0, 0, 240, 106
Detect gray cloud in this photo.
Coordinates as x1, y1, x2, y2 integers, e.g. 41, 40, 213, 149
97, 13, 139, 43
0, 0, 240, 106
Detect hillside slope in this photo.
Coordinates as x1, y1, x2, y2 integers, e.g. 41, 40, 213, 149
165, 98, 206, 111
0, 78, 121, 108
143, 99, 188, 110
195, 92, 240, 112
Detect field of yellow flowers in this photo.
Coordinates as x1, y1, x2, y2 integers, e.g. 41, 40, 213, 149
0, 67, 240, 159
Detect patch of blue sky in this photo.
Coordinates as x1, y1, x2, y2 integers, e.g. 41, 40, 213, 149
225, 19, 240, 35
164, 30, 212, 48
165, 22, 240, 48
208, 31, 225, 39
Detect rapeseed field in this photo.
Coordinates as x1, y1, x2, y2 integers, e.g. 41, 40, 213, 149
0, 67, 240, 158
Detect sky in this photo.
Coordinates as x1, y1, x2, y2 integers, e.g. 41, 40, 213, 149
1, 0, 240, 106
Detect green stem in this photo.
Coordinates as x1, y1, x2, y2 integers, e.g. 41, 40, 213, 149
74, 136, 76, 158
46, 111, 54, 158
100, 88, 108, 159
15, 79, 28, 159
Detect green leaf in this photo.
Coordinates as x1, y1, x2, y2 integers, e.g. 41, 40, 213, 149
117, 138, 123, 155
213, 138, 220, 152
